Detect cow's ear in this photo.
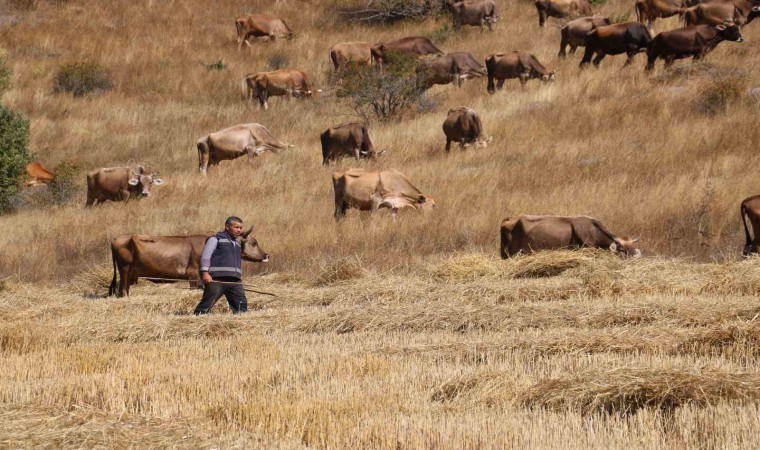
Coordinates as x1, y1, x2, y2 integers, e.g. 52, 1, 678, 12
716, 24, 726, 31
152, 178, 164, 185
242, 227, 253, 238
753, 6, 760, 11
418, 195, 427, 204
128, 178, 140, 186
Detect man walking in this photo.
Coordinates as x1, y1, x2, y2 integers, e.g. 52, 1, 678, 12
194, 216, 249, 315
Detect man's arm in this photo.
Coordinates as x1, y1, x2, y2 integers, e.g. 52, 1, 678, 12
200, 236, 218, 284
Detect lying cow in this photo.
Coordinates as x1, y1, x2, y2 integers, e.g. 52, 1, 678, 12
580, 22, 652, 68
197, 123, 291, 174
447, 0, 500, 31
442, 107, 492, 153
86, 166, 164, 207
423, 52, 487, 88
741, 195, 760, 256
684, 0, 760, 26
500, 215, 642, 258
646, 23, 743, 71
321, 122, 376, 165
371, 36, 443, 68
330, 41, 372, 71
635, 0, 687, 30
235, 13, 293, 49
534, 0, 593, 27
108, 231, 268, 297
241, 68, 318, 109
486, 51, 555, 93
332, 169, 435, 220
24, 161, 55, 187
559, 17, 611, 58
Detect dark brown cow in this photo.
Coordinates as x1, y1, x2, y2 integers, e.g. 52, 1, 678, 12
447, 0, 500, 31
684, 0, 760, 26
486, 51, 555, 93
332, 169, 435, 220
86, 166, 164, 207
330, 42, 372, 71
442, 107, 492, 152
500, 215, 641, 258
636, 0, 687, 29
197, 123, 291, 174
646, 23, 743, 70
370, 36, 443, 68
321, 122, 376, 164
108, 232, 268, 297
580, 22, 652, 67
559, 17, 611, 58
24, 161, 55, 187
423, 52, 487, 88
741, 195, 760, 256
534, 0, 593, 27
235, 13, 293, 49
241, 69, 318, 109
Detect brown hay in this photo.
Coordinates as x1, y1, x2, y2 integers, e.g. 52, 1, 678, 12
311, 256, 367, 287
504, 250, 601, 279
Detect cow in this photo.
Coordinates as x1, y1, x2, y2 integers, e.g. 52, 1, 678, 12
684, 0, 760, 26
442, 107, 492, 153
85, 166, 164, 207
559, 17, 611, 58
447, 0, 500, 31
534, 0, 593, 27
330, 41, 372, 71
636, 0, 687, 29
332, 169, 435, 220
499, 215, 642, 258
646, 23, 743, 70
24, 161, 55, 187
422, 52, 487, 88
370, 36, 444, 68
580, 22, 652, 68
235, 13, 294, 49
241, 69, 318, 110
321, 122, 376, 165
741, 195, 760, 256
486, 51, 555, 93
197, 123, 291, 175
108, 231, 269, 297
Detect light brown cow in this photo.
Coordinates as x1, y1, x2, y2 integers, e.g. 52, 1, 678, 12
241, 68, 318, 109
442, 107, 492, 153
635, 0, 686, 29
486, 51, 555, 93
684, 0, 760, 26
371, 36, 444, 68
559, 17, 611, 58
235, 13, 293, 49
197, 123, 291, 174
24, 161, 55, 187
332, 168, 435, 220
423, 52, 487, 88
86, 166, 164, 207
447, 0, 500, 31
741, 195, 760, 256
330, 41, 372, 71
321, 122, 376, 165
534, 0, 593, 27
500, 215, 642, 258
108, 232, 268, 297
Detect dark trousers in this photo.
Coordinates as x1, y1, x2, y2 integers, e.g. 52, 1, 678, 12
193, 277, 248, 315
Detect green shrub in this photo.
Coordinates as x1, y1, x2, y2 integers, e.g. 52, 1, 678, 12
0, 58, 10, 97
697, 74, 746, 116
608, 13, 630, 24
201, 60, 227, 71
0, 105, 30, 214
53, 61, 113, 96
267, 54, 289, 71
49, 161, 79, 205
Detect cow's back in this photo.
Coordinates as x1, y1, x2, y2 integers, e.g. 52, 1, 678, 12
88, 167, 129, 194
340, 169, 380, 208
377, 170, 422, 199
493, 52, 523, 78
129, 235, 208, 277
208, 124, 255, 151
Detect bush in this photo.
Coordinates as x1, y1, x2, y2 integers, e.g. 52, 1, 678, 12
0, 58, 9, 97
697, 74, 746, 115
53, 61, 113, 96
201, 60, 226, 71
49, 161, 79, 205
339, 0, 446, 24
0, 105, 30, 214
608, 12, 630, 23
267, 54, 289, 71
428, 23, 452, 46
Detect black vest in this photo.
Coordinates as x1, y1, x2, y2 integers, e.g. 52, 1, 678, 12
208, 231, 242, 279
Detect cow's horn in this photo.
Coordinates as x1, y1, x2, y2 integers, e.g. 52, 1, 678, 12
242, 227, 253, 238
633, 236, 641, 243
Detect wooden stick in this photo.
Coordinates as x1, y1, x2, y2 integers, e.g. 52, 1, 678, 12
138, 276, 277, 297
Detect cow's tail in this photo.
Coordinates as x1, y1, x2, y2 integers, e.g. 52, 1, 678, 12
197, 139, 210, 174
500, 219, 510, 259
108, 246, 118, 297
485, 54, 496, 94
320, 130, 330, 165
330, 49, 339, 71
742, 202, 753, 251
241, 76, 250, 100
235, 20, 244, 44
635, 1, 645, 23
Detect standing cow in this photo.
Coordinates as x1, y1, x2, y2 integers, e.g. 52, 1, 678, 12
684, 0, 760, 26
332, 169, 435, 220
422, 52, 487, 88
559, 17, 611, 58
442, 107, 492, 153
534, 0, 593, 27
197, 123, 291, 174
635, 0, 686, 30
646, 23, 743, 71
235, 13, 294, 49
580, 22, 652, 68
486, 51, 555, 92
241, 68, 318, 109
321, 122, 376, 165
741, 195, 760, 256
447, 0, 500, 31
330, 42, 372, 72
371, 36, 444, 68
86, 166, 164, 207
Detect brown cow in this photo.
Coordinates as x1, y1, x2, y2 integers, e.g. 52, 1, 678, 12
447, 0, 500, 31
741, 195, 760, 256
559, 17, 611, 58
85, 166, 164, 207
636, 0, 686, 29
580, 22, 652, 67
24, 161, 55, 187
500, 215, 642, 258
321, 122, 376, 165
197, 123, 291, 175
646, 23, 743, 70
422, 52, 487, 88
235, 13, 293, 49
330, 41, 372, 71
534, 0, 593, 27
371, 36, 444, 68
332, 169, 435, 220
486, 51, 555, 93
242, 69, 318, 109
684, 0, 760, 26
442, 107, 492, 153
108, 231, 268, 297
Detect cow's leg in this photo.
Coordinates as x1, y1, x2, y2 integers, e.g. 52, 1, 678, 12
86, 189, 96, 207
445, 139, 452, 153
120, 189, 131, 203
624, 50, 636, 67
496, 79, 505, 90
459, 138, 466, 150
258, 90, 268, 110
538, 10, 547, 27
519, 73, 529, 89
664, 56, 675, 68
580, 46, 595, 67
117, 265, 130, 297
391, 208, 398, 221
592, 52, 605, 67
570, 45, 577, 55
354, 147, 362, 161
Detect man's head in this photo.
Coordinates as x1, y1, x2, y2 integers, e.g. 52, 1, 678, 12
225, 216, 244, 237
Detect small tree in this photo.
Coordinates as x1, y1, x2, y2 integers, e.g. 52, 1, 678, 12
0, 58, 31, 214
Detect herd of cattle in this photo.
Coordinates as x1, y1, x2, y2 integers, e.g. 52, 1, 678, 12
21, 0, 760, 296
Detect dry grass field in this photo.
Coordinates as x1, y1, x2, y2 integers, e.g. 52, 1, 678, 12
1, 0, 760, 447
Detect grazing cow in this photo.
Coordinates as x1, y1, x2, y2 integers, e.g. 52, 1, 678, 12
559, 17, 611, 58
422, 52, 487, 88
24, 161, 55, 187
108, 232, 268, 297
534, 0, 593, 27
241, 69, 318, 109
447, 0, 500, 31
500, 215, 642, 258
235, 13, 293, 49
646, 23, 743, 70
684, 0, 760, 26
486, 51, 555, 93
330, 41, 372, 71
85, 166, 164, 207
321, 122, 376, 165
371, 36, 444, 68
332, 169, 435, 220
741, 195, 760, 256
636, 0, 687, 29
580, 22, 652, 67
442, 107, 492, 153
197, 123, 290, 174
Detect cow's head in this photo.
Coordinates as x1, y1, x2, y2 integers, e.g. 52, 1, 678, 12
750, 6, 760, 21
541, 70, 556, 82
716, 23, 743, 42
609, 236, 642, 258
238, 227, 269, 263
446, 0, 463, 11
417, 194, 436, 211
127, 171, 164, 197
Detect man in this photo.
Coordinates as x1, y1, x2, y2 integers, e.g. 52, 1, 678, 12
194, 216, 248, 315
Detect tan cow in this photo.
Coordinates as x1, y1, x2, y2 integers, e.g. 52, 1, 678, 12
321, 122, 376, 165
500, 215, 642, 258
24, 161, 55, 187
241, 68, 318, 109
684, 0, 760, 26
741, 195, 760, 256
332, 169, 435, 220
635, 0, 686, 29
86, 166, 164, 207
559, 17, 611, 58
422, 52, 487, 88
330, 41, 372, 71
235, 13, 294, 49
486, 51, 555, 93
109, 232, 268, 297
197, 123, 291, 174
447, 0, 500, 31
534, 0, 593, 27
442, 107, 492, 153
371, 36, 444, 68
